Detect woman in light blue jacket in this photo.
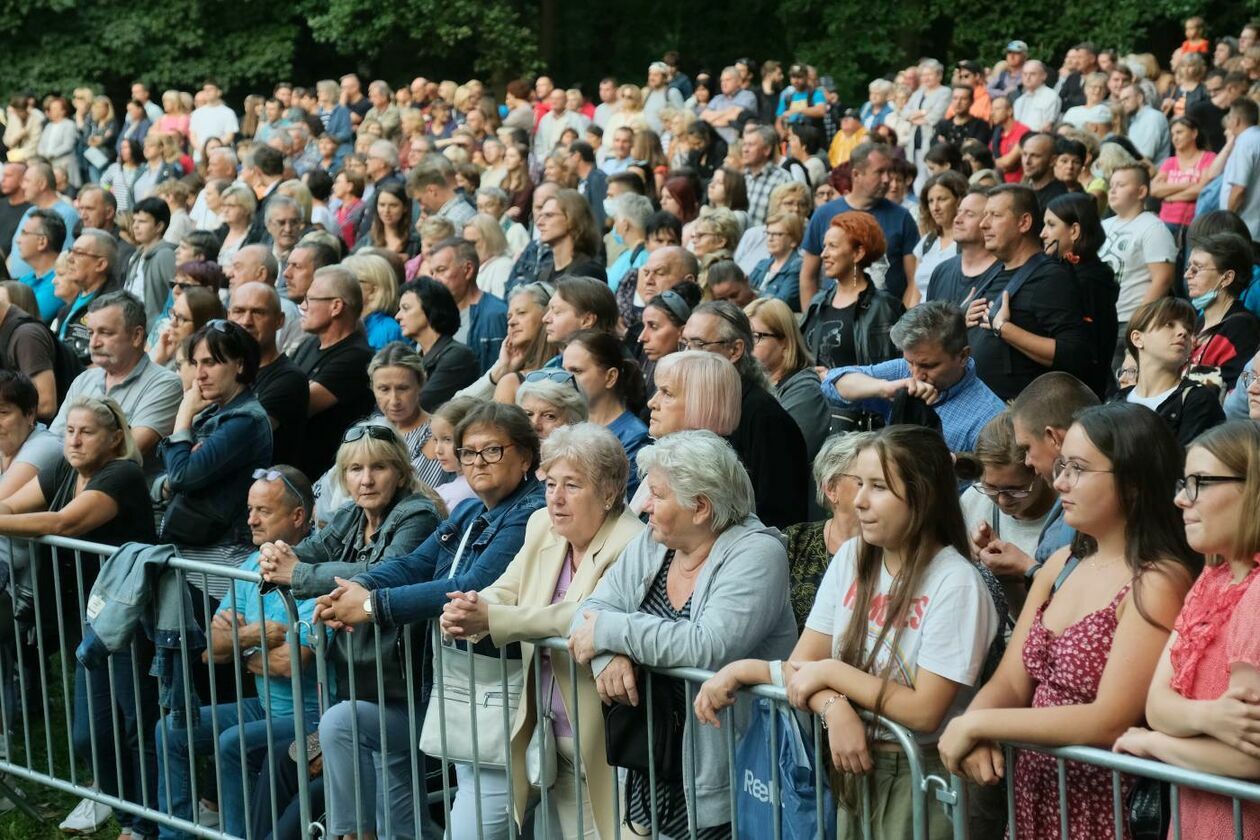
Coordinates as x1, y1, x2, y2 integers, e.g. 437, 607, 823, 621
568, 430, 797, 836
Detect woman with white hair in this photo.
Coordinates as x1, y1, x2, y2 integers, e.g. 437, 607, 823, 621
463, 213, 513, 298
515, 369, 589, 441
568, 430, 797, 838
441, 423, 644, 839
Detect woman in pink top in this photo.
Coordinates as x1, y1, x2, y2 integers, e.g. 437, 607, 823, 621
155, 89, 191, 145
1115, 420, 1260, 839
1151, 116, 1215, 239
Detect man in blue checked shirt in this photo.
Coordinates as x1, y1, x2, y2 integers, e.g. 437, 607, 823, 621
823, 300, 1005, 453
155, 465, 326, 840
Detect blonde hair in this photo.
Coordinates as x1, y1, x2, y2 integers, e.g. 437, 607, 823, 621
1191, 421, 1260, 564
276, 179, 313, 224
463, 213, 510, 261
695, 206, 741, 251
334, 424, 415, 496
342, 253, 399, 316
768, 181, 811, 215
744, 297, 813, 375
763, 211, 804, 247
654, 350, 741, 436
64, 397, 142, 465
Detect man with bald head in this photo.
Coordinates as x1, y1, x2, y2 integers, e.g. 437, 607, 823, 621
229, 244, 304, 355
74, 185, 133, 266
1013, 60, 1060, 131
228, 282, 308, 468
623, 244, 699, 338
290, 266, 374, 477
1019, 133, 1068, 210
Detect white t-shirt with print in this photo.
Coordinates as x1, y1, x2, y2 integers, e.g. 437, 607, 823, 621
804, 539, 998, 744
1099, 211, 1178, 321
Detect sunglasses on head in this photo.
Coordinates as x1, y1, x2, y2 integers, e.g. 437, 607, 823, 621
523, 368, 582, 392
252, 468, 306, 504
343, 423, 397, 444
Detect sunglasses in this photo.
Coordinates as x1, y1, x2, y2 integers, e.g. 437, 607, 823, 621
343, 423, 397, 444
252, 468, 306, 504
523, 369, 581, 392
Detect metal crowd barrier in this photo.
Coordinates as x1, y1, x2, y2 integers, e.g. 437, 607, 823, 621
4, 533, 1260, 839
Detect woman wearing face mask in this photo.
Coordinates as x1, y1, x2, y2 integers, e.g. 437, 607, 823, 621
1117, 298, 1225, 444
1185, 232, 1260, 391
1041, 193, 1119, 398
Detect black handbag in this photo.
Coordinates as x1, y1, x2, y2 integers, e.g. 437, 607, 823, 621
159, 494, 231, 546
602, 668, 685, 782
1128, 777, 1171, 840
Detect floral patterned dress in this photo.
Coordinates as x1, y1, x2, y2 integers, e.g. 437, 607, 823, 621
1011, 581, 1133, 840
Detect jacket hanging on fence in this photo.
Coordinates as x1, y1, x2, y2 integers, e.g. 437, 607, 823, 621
75, 541, 206, 724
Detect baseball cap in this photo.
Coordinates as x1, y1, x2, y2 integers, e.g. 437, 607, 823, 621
819, 76, 837, 93
841, 107, 859, 119
1005, 40, 1029, 53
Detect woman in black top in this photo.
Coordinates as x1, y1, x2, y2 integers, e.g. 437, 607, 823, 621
0, 395, 157, 840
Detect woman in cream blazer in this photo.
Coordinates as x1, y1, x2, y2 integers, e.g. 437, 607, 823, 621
442, 422, 644, 840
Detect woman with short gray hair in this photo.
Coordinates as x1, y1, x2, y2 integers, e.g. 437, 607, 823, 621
515, 369, 589, 441
441, 422, 643, 839
568, 430, 797, 837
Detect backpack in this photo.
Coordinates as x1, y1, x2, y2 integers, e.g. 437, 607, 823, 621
0, 308, 85, 407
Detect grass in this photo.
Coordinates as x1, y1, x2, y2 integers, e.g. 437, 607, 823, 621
0, 652, 121, 840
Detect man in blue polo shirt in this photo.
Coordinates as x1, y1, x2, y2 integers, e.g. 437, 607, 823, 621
799, 142, 919, 308
14, 209, 66, 323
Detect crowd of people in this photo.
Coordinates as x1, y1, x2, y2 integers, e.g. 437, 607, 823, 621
0, 16, 1258, 840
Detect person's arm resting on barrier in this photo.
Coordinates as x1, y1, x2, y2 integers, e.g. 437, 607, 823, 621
0, 474, 118, 538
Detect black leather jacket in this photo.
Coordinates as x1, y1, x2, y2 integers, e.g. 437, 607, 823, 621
800, 278, 904, 366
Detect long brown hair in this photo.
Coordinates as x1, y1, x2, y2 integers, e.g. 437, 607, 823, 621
834, 426, 971, 715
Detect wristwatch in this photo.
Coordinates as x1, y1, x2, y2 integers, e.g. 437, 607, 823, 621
362, 593, 374, 620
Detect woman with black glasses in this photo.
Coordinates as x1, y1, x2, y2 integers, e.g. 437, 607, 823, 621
156, 319, 273, 593
309, 402, 545, 840
259, 420, 446, 840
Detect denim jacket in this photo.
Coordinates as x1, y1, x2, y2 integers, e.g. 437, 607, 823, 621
76, 542, 206, 723
159, 389, 273, 545
466, 292, 509, 375
749, 251, 803, 312
354, 475, 545, 629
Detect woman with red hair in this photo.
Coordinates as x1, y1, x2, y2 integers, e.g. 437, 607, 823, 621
800, 210, 904, 370
660, 174, 701, 245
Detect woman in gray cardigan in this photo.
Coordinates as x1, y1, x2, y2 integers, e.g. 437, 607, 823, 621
569, 430, 797, 836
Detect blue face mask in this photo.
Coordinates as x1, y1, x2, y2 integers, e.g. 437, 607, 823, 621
1190, 288, 1218, 310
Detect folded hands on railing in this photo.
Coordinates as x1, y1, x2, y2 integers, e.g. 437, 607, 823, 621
312, 576, 371, 630
439, 590, 489, 638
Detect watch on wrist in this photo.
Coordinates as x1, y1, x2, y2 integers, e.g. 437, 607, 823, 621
362, 593, 374, 620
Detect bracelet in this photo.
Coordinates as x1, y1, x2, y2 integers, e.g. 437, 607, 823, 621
488, 368, 501, 385
991, 320, 1005, 338
819, 693, 846, 730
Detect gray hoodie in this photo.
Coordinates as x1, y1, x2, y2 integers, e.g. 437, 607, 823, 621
573, 515, 798, 828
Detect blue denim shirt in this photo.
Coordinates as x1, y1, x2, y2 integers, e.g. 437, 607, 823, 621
748, 251, 803, 312
160, 389, 273, 544
354, 475, 545, 629
466, 292, 509, 374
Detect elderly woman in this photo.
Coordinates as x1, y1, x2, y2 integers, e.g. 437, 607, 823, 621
800, 211, 903, 370
309, 402, 545, 840
744, 297, 829, 459
150, 286, 225, 369
516, 369, 589, 441
462, 213, 513, 299
396, 277, 480, 410
690, 208, 741, 288
734, 180, 812, 275
215, 183, 260, 263
748, 211, 805, 311
1186, 232, 1260, 391
569, 430, 797, 837
461, 282, 559, 405
0, 397, 157, 840
157, 320, 272, 590
441, 423, 643, 839
779, 433, 873, 632
259, 422, 445, 840
343, 253, 404, 349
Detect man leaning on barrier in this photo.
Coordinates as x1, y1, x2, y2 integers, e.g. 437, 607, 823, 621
154, 465, 323, 840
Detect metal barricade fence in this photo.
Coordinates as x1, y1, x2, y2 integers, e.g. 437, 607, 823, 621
5, 537, 1260, 840
0, 534, 311, 840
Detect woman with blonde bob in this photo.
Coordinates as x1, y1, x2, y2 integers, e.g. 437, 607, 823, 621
744, 297, 830, 459
442, 423, 644, 839
463, 213, 513, 299
343, 252, 404, 349
1115, 420, 1260, 837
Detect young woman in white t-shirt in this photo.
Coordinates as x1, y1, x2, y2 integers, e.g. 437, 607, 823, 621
695, 425, 998, 839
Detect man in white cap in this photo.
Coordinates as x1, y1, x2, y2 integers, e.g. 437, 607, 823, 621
989, 40, 1029, 98
644, 61, 684, 133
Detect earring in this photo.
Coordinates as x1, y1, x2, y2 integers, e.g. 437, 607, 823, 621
851, 263, 859, 286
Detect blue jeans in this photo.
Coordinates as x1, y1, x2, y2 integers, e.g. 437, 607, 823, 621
73, 651, 159, 838
154, 698, 303, 839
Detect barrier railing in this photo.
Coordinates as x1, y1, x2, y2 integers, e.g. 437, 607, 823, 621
3, 533, 1260, 840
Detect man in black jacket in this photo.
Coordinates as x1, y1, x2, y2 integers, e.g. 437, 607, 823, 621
682, 301, 810, 529
964, 184, 1090, 400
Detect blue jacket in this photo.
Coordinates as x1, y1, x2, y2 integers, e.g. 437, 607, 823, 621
320, 105, 354, 159
354, 475, 545, 629
748, 251, 803, 312
159, 389, 273, 545
77, 542, 205, 723
466, 292, 509, 374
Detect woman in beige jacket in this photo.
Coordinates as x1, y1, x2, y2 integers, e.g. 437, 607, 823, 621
442, 421, 644, 839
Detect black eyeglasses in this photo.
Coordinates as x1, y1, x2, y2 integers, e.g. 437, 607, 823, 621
252, 468, 306, 504
752, 331, 782, 343
973, 480, 1038, 500
1176, 474, 1244, 503
524, 369, 581, 392
169, 279, 200, 291
680, 336, 734, 351
457, 443, 516, 466
343, 424, 397, 444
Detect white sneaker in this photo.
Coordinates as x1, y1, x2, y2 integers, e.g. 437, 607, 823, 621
58, 794, 112, 833
197, 800, 220, 828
